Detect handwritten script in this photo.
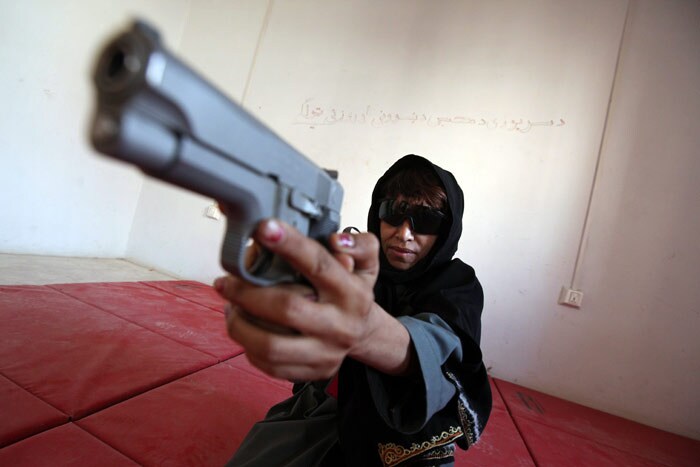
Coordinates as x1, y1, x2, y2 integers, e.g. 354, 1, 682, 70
294, 99, 566, 132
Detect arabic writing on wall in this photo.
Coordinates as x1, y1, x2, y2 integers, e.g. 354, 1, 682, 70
294, 99, 566, 132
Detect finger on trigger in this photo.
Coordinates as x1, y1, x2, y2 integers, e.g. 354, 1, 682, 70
253, 219, 345, 291
330, 232, 379, 273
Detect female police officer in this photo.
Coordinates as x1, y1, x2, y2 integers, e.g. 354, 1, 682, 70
215, 155, 491, 466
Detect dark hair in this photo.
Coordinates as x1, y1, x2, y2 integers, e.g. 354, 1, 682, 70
381, 166, 447, 212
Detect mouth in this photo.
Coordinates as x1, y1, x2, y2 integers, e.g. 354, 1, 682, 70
384, 244, 419, 269
388, 246, 416, 257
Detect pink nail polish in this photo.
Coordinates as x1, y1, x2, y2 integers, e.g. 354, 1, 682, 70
262, 219, 284, 243
337, 233, 355, 248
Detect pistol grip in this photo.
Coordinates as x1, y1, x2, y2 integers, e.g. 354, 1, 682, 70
220, 220, 297, 286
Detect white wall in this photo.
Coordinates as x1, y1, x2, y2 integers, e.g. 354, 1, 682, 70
124, 0, 270, 280
0, 0, 191, 256
2, 0, 699, 439
572, 0, 700, 438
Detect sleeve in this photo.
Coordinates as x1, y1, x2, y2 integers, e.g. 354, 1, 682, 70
364, 312, 463, 434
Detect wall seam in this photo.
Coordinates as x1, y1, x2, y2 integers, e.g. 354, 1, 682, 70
570, 0, 633, 288
240, 0, 275, 106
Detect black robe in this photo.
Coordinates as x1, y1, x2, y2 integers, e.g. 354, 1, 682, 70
335, 155, 492, 466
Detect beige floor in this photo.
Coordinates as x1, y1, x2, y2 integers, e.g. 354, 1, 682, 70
0, 253, 178, 285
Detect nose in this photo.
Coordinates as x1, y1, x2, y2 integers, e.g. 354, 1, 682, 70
395, 219, 415, 241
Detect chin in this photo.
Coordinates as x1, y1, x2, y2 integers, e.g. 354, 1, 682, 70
388, 260, 413, 270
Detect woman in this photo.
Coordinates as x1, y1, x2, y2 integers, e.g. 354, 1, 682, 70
216, 155, 491, 466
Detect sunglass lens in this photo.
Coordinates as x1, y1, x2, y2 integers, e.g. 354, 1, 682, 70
379, 199, 444, 234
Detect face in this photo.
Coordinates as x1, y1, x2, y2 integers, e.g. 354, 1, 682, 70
379, 196, 439, 271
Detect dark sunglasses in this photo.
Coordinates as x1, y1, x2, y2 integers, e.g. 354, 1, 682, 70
378, 199, 445, 235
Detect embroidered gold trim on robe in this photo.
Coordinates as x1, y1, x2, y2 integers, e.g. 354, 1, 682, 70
377, 426, 463, 467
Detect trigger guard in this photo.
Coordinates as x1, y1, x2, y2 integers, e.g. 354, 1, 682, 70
220, 221, 297, 286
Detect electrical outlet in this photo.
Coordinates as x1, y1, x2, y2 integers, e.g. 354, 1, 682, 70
558, 287, 583, 308
204, 204, 221, 220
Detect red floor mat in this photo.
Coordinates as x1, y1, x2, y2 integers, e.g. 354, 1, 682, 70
143, 280, 228, 313
489, 376, 506, 412
517, 418, 663, 467
51, 282, 243, 360
495, 378, 700, 466
455, 407, 535, 466
226, 353, 294, 391
0, 423, 138, 466
77, 359, 291, 466
3, 281, 697, 466
0, 374, 67, 448
0, 285, 216, 419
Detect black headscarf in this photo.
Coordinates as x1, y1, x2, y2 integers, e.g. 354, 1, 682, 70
336, 155, 492, 466
367, 154, 463, 284
368, 154, 484, 344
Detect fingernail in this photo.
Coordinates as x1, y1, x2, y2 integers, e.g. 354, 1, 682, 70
213, 277, 224, 292
224, 303, 232, 319
337, 233, 355, 248
261, 219, 284, 244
